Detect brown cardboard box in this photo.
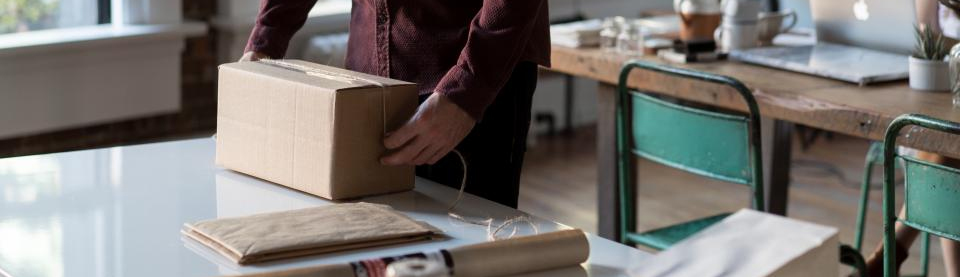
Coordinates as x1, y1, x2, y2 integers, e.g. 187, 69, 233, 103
216, 59, 418, 200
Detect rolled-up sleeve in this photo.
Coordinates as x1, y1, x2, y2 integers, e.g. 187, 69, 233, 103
245, 0, 318, 59
433, 0, 547, 120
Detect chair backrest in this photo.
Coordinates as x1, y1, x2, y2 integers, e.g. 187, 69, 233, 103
882, 114, 960, 277
616, 60, 765, 210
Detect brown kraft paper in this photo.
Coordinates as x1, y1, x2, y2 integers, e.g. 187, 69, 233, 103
182, 203, 441, 264
221, 229, 590, 277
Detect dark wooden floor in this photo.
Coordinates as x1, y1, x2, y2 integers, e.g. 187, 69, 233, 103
518, 126, 946, 277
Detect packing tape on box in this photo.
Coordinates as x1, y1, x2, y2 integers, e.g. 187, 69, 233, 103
257, 59, 391, 135
223, 229, 589, 277
257, 59, 388, 87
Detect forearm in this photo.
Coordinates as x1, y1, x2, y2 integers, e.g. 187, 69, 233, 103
434, 0, 547, 120
245, 0, 318, 59
917, 0, 941, 31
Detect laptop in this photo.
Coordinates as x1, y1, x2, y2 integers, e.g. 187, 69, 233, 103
730, 0, 916, 85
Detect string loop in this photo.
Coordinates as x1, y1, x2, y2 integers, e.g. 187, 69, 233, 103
447, 150, 539, 241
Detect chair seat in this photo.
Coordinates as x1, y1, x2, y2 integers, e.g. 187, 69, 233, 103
625, 213, 731, 251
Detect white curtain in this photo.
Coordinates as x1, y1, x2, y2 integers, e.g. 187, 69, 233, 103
111, 0, 181, 25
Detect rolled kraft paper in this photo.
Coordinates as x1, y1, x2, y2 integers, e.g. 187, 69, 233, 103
221, 229, 589, 277
225, 263, 355, 277
449, 229, 589, 277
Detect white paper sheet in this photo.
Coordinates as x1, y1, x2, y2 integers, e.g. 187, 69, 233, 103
631, 209, 839, 277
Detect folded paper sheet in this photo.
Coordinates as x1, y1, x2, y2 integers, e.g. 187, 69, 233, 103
632, 209, 839, 277
182, 203, 440, 264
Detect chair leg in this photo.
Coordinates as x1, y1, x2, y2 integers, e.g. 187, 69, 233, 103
842, 244, 868, 276
619, 169, 637, 247
920, 233, 930, 277
856, 142, 883, 251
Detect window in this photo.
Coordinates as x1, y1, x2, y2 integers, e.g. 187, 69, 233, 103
309, 0, 351, 17
0, 0, 110, 35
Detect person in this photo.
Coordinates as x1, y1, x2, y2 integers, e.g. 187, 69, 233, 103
859, 4, 960, 277
239, 0, 550, 208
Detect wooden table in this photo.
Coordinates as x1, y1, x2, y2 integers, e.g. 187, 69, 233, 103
549, 46, 960, 240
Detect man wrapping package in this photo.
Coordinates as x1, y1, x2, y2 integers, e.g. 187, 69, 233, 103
240, 0, 550, 208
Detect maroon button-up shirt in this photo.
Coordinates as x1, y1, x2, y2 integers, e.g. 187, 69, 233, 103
245, 0, 550, 120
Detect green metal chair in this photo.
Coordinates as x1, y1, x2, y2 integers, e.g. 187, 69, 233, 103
849, 142, 929, 277
882, 114, 960, 277
615, 60, 765, 250
855, 141, 885, 252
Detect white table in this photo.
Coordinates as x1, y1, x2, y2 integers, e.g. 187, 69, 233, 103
0, 138, 650, 277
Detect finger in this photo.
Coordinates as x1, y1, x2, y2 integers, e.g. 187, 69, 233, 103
427, 144, 453, 165
384, 120, 419, 149
381, 136, 428, 165
414, 143, 443, 165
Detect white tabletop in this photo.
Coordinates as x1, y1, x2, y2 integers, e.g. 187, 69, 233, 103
0, 138, 649, 277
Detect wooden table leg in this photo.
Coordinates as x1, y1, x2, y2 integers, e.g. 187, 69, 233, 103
597, 83, 623, 240
767, 120, 793, 215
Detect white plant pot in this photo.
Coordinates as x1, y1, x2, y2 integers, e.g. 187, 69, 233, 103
909, 56, 951, 92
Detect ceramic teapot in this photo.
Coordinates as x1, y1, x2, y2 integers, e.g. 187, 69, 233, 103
675, 0, 723, 42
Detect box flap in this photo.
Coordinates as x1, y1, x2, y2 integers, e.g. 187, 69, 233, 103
220, 60, 414, 92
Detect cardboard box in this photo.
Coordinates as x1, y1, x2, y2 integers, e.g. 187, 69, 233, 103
632, 209, 839, 277
216, 60, 418, 200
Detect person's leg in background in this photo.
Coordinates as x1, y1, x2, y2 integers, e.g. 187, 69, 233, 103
943, 237, 960, 277
863, 208, 920, 277
862, 151, 960, 277
416, 62, 538, 208
938, 155, 960, 277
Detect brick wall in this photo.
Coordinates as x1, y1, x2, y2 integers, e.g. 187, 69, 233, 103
0, 1, 219, 158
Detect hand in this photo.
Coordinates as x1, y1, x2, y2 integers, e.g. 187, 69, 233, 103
239, 51, 269, 62
381, 93, 476, 166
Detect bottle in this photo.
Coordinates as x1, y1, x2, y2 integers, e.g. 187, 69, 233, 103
949, 42, 960, 107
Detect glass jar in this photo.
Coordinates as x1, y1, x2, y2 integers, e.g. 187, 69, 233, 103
617, 20, 642, 54
950, 42, 960, 107
599, 17, 620, 51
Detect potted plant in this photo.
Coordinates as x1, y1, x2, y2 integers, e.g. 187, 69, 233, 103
910, 25, 951, 91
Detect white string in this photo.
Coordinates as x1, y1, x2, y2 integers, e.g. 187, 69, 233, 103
447, 150, 539, 241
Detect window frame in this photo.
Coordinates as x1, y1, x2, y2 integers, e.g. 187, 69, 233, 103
97, 0, 112, 24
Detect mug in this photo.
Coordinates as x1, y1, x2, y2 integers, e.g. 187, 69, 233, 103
714, 23, 758, 52
721, 0, 762, 22
676, 0, 723, 42
757, 10, 797, 45
675, 0, 722, 14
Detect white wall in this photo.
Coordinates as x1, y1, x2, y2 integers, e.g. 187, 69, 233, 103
0, 30, 190, 139
780, 0, 814, 29
0, 0, 203, 139
531, 74, 600, 135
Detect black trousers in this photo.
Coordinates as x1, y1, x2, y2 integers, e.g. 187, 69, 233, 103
416, 62, 538, 208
